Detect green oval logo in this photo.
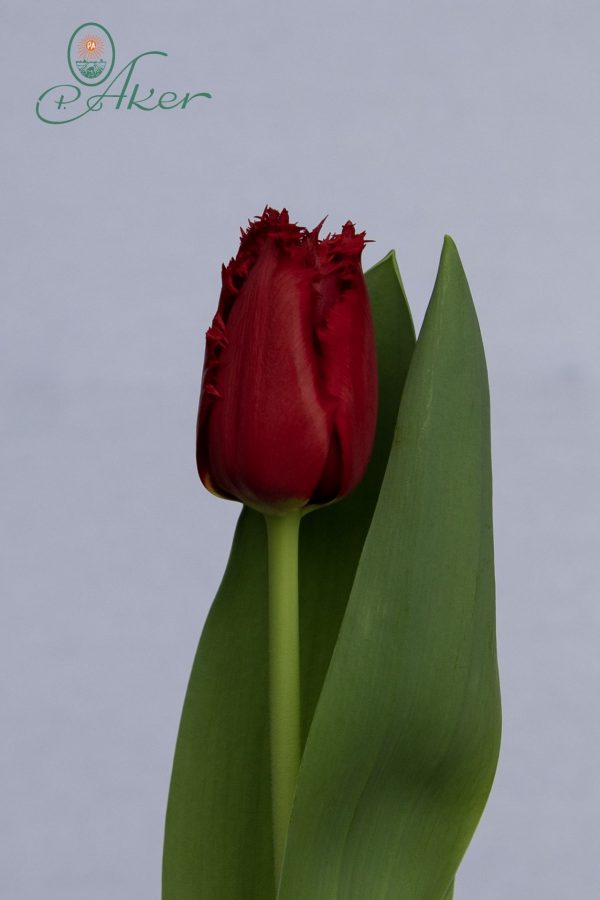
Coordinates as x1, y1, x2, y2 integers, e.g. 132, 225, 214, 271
67, 23, 115, 86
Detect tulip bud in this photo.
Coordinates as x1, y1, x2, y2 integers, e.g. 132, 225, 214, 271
196, 207, 378, 515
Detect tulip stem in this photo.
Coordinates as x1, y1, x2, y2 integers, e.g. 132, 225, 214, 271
265, 510, 302, 887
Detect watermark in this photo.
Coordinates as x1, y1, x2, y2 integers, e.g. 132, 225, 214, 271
36, 22, 212, 125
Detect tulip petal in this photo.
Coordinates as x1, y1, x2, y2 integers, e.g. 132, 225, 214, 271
204, 238, 332, 509
311, 223, 378, 501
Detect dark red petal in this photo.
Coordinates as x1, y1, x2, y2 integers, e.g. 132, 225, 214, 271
311, 222, 377, 500
217, 207, 309, 324
202, 237, 331, 508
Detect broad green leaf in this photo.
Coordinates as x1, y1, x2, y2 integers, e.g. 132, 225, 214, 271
162, 253, 416, 900
278, 237, 501, 900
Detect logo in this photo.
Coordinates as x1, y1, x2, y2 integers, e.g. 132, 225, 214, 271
67, 23, 115, 86
36, 23, 211, 125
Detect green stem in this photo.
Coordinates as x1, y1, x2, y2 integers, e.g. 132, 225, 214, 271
265, 510, 302, 886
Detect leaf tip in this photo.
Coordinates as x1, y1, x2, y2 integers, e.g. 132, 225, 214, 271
366, 248, 396, 273
435, 233, 472, 307
441, 233, 462, 267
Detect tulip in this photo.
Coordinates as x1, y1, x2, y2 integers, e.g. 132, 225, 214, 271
196, 206, 378, 516
195, 207, 377, 885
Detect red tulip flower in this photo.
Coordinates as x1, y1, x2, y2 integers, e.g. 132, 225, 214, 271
196, 207, 378, 515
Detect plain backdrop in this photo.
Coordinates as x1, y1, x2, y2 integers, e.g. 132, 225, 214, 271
1, 1, 599, 897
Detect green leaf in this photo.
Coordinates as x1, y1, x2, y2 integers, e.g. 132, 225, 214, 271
162, 253, 416, 900
277, 237, 501, 900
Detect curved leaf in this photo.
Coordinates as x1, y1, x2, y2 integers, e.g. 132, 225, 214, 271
162, 252, 416, 899
278, 238, 502, 900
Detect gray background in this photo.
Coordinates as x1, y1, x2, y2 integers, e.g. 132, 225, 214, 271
1, 1, 598, 897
